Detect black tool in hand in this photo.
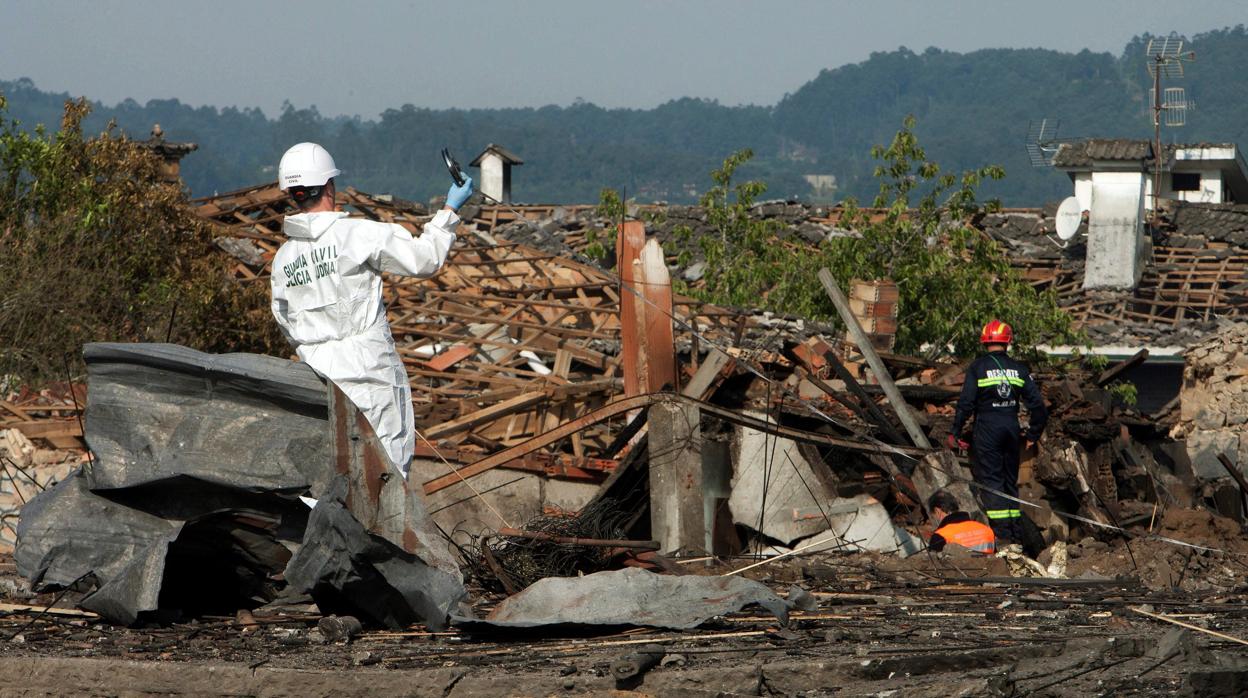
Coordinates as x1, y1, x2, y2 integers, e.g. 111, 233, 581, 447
441, 148, 465, 187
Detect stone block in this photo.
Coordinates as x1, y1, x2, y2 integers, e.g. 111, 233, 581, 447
1186, 430, 1241, 480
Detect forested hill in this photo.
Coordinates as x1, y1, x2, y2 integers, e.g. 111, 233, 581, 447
4, 26, 1245, 206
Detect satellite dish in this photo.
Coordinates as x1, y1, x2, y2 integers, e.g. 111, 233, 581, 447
1055, 197, 1083, 241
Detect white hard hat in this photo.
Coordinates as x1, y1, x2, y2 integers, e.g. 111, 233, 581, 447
278, 142, 341, 190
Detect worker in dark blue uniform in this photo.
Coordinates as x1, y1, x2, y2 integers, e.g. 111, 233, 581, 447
948, 320, 1048, 557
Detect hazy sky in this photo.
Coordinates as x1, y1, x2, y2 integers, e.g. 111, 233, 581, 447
1, 1, 1243, 118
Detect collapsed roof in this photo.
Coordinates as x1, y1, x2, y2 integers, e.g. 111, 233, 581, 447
194, 184, 808, 473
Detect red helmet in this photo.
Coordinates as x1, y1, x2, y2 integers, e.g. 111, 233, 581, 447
980, 320, 1013, 345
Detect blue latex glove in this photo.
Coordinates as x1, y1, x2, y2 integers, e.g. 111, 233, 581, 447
446, 175, 474, 210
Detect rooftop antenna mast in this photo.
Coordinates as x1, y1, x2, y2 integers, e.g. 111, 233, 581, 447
1145, 33, 1196, 215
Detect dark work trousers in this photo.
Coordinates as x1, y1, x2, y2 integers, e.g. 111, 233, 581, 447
971, 417, 1045, 557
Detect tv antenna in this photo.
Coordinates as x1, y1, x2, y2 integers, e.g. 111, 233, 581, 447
1145, 33, 1196, 213
1161, 87, 1191, 127
1025, 118, 1066, 167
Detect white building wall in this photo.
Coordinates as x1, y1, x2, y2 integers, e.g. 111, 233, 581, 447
1074, 173, 1093, 211
1084, 171, 1148, 290
1163, 169, 1224, 204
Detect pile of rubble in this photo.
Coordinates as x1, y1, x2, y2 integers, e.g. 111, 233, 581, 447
1176, 321, 1248, 510
464, 198, 1248, 350
3, 184, 1248, 696
0, 385, 85, 554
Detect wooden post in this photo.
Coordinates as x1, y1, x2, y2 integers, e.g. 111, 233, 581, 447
817, 268, 932, 449
617, 221, 646, 397
618, 223, 676, 396
638, 239, 676, 392
1216, 453, 1248, 520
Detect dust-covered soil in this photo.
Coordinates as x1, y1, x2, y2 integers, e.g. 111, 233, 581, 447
5, 541, 1248, 697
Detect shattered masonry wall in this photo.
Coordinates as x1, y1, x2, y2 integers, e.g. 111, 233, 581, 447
1177, 322, 1248, 480
0, 429, 78, 554
728, 415, 922, 556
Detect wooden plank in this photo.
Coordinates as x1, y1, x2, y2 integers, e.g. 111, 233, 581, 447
0, 602, 98, 618
423, 391, 549, 440
1095, 348, 1149, 386
423, 344, 476, 372
3, 420, 83, 440
680, 348, 733, 400
818, 268, 932, 449
0, 401, 32, 420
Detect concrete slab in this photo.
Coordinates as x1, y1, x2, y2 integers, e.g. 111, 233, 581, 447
729, 414, 834, 546
796, 494, 923, 557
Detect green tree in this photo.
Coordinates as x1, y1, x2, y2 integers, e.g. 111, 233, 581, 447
654, 149, 798, 309
0, 96, 283, 385
673, 117, 1079, 358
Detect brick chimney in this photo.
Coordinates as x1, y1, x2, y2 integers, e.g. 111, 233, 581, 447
139, 124, 197, 183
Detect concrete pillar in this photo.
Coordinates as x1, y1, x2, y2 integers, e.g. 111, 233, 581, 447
648, 399, 706, 555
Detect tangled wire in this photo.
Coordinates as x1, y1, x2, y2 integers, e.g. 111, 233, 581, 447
469, 499, 634, 592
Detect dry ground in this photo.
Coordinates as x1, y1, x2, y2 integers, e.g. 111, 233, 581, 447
4, 538, 1248, 697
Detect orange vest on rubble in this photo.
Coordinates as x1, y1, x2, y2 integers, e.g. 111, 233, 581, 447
934, 518, 996, 554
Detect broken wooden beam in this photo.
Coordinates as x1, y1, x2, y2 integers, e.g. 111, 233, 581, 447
1, 420, 83, 440
681, 347, 733, 400
802, 343, 908, 447
1130, 605, 1248, 647
422, 392, 928, 495
496, 529, 660, 550
817, 268, 932, 449
1095, 348, 1149, 387
1216, 452, 1248, 517
422, 391, 548, 440
0, 602, 98, 618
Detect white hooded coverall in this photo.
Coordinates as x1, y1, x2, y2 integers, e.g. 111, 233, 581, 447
271, 209, 459, 475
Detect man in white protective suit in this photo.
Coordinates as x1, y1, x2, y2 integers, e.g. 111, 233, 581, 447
270, 142, 474, 477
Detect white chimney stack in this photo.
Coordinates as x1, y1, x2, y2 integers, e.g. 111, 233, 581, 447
470, 144, 524, 204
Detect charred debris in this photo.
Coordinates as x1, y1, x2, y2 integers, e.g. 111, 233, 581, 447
4, 186, 1248, 694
